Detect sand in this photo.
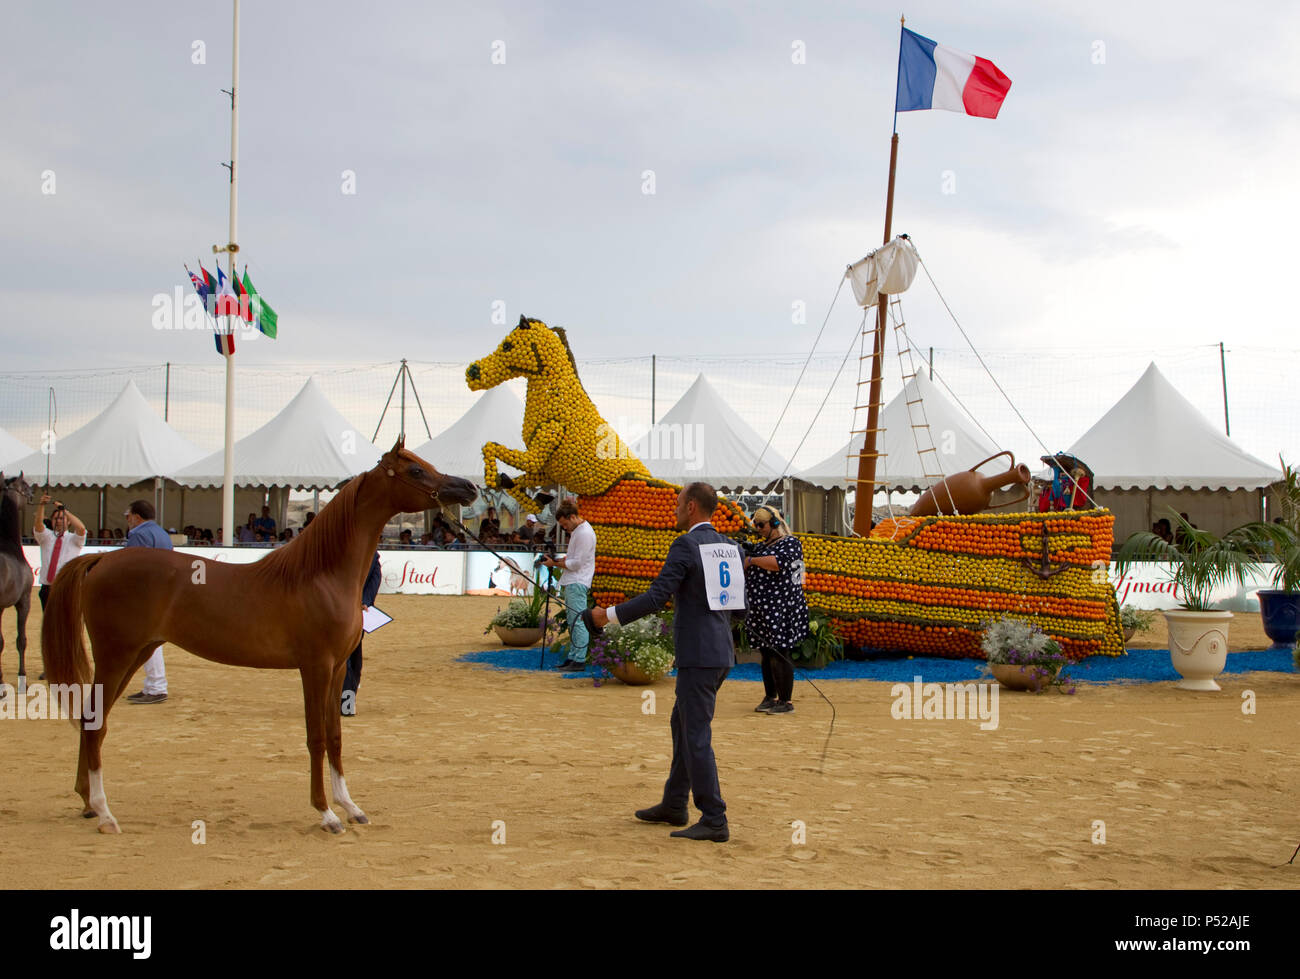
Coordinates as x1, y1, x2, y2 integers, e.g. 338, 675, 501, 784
1, 595, 1296, 889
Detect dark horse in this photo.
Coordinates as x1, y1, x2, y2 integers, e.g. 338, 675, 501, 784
42, 439, 476, 833
0, 472, 34, 700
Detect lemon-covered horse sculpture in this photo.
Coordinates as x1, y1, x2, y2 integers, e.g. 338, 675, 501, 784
466, 318, 1125, 661
466, 316, 649, 512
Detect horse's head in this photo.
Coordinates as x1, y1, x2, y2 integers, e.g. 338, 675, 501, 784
376, 437, 478, 514
466, 315, 575, 391
1, 471, 33, 507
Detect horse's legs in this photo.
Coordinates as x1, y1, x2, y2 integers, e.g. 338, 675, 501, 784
76, 645, 153, 828
326, 657, 367, 825
16, 589, 30, 684
301, 664, 344, 834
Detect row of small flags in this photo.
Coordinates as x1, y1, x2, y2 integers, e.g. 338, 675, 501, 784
184, 262, 278, 355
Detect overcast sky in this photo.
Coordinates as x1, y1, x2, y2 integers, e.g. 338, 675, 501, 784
4, 0, 1299, 467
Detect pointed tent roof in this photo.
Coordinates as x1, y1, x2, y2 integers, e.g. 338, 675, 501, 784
412, 386, 526, 483
797, 371, 999, 493
172, 377, 381, 490
6, 380, 205, 487
0, 425, 33, 470
1059, 362, 1281, 491
630, 373, 789, 489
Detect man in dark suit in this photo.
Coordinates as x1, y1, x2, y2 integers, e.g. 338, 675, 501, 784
590, 481, 742, 843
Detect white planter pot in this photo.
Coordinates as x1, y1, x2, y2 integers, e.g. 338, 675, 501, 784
1162, 609, 1232, 691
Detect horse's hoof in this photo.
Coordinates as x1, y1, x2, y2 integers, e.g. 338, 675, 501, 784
348, 813, 369, 825
321, 822, 345, 835
97, 820, 120, 835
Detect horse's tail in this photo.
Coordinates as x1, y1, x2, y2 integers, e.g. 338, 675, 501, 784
42, 553, 102, 691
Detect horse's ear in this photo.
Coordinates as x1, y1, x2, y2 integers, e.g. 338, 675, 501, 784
390, 435, 404, 455
518, 315, 530, 329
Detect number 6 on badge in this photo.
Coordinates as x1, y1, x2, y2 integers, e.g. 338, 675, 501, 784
719, 560, 730, 587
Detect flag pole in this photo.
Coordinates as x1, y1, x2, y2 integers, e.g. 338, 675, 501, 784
851, 15, 904, 537
220, 0, 240, 546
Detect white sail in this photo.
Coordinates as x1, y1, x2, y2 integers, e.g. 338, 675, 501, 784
845, 236, 919, 307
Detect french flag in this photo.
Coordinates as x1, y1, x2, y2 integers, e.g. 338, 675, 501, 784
895, 28, 1011, 119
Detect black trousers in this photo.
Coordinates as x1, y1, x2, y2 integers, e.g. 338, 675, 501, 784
662, 666, 729, 825
38, 584, 50, 610
343, 640, 362, 696
759, 646, 795, 702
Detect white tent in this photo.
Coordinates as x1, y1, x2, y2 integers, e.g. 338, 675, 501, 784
631, 373, 788, 490
412, 386, 525, 484
172, 377, 381, 490
6, 380, 204, 486
797, 371, 999, 493
1058, 362, 1280, 491
0, 426, 33, 471
1053, 362, 1282, 540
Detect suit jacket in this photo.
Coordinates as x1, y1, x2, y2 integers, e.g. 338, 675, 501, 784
614, 523, 737, 669
362, 552, 382, 606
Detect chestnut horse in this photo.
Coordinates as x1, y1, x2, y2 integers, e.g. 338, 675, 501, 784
42, 439, 476, 834
0, 472, 34, 699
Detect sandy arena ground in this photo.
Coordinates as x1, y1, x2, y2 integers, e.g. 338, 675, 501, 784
2, 595, 1297, 889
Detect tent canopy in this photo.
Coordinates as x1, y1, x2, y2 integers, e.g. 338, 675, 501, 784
173, 377, 381, 490
797, 371, 999, 493
1054, 363, 1281, 491
0, 426, 33, 471
631, 373, 788, 490
412, 386, 526, 484
6, 380, 204, 487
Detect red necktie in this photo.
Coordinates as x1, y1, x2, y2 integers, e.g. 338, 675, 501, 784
48, 533, 64, 581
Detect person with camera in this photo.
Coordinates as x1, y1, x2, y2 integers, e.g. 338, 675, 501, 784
33, 495, 88, 612
741, 505, 808, 714
543, 500, 595, 672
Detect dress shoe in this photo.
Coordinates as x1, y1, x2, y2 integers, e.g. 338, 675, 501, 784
768, 701, 794, 713
558, 660, 587, 672
670, 820, 730, 842
634, 803, 689, 826
554, 658, 574, 669
125, 692, 168, 705
755, 697, 776, 712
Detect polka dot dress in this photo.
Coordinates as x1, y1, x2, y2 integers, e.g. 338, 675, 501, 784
745, 534, 810, 649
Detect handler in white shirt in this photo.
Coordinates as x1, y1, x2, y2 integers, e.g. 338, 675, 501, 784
33, 495, 88, 681
33, 494, 87, 610
543, 499, 597, 672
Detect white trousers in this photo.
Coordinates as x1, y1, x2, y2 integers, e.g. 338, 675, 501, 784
141, 646, 167, 695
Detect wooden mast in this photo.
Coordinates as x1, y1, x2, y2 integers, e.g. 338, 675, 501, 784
852, 16, 905, 537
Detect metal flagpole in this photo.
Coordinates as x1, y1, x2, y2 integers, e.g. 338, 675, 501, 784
220, 0, 240, 545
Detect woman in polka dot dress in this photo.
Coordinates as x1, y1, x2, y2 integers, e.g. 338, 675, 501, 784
742, 505, 809, 714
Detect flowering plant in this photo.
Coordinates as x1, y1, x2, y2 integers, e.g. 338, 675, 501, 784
979, 615, 1075, 693
589, 613, 675, 687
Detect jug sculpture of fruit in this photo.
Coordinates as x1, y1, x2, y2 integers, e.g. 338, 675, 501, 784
909, 452, 1032, 517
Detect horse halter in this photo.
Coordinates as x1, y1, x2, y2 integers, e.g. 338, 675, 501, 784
383, 459, 456, 505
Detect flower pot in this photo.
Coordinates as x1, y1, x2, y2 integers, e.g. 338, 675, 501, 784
609, 661, 657, 685
494, 625, 544, 647
989, 661, 1060, 692
1123, 625, 1138, 643
1162, 609, 1232, 691
1256, 590, 1300, 653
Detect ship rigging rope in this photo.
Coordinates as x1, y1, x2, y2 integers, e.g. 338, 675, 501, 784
914, 253, 1101, 510
750, 275, 847, 477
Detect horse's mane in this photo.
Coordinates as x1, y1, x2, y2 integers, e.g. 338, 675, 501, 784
252, 472, 371, 588
0, 490, 24, 561
550, 326, 580, 375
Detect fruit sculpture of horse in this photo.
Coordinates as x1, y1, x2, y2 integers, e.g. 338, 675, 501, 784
466, 321, 1125, 661
0, 472, 35, 700
466, 315, 650, 513
42, 439, 477, 835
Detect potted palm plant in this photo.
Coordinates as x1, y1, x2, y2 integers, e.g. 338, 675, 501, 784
1115, 512, 1256, 690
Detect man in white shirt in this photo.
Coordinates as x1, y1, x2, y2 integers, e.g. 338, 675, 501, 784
33, 495, 88, 681
543, 499, 596, 672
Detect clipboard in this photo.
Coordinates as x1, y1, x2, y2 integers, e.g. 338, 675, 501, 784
362, 606, 393, 634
